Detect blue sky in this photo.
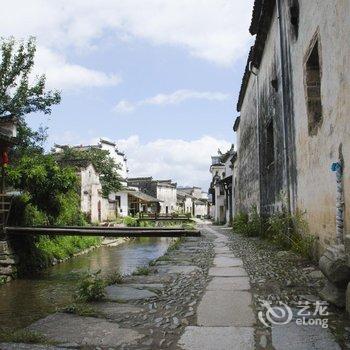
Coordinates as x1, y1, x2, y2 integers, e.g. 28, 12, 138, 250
1, 0, 254, 189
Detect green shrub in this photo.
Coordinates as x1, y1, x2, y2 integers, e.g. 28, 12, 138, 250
181, 222, 196, 230
132, 266, 150, 276
267, 209, 316, 260
35, 235, 101, 261
105, 271, 123, 285
232, 212, 249, 235
168, 237, 185, 251
232, 207, 315, 260
54, 190, 88, 226
123, 216, 138, 227
185, 212, 192, 219
246, 206, 262, 237
75, 270, 106, 302
139, 220, 155, 228
267, 211, 292, 247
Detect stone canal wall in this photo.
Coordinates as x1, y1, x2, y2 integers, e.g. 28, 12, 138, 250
0, 235, 127, 284
0, 238, 17, 283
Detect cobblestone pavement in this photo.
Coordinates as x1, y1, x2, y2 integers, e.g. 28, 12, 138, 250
221, 225, 348, 350
1, 223, 348, 349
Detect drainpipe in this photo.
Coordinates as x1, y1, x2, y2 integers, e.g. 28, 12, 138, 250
249, 61, 262, 215
276, 0, 292, 214
332, 145, 345, 245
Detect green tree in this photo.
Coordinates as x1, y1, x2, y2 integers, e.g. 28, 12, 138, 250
7, 154, 79, 221
0, 37, 61, 160
0, 37, 60, 118
59, 147, 122, 197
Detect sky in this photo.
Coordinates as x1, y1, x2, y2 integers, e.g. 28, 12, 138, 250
0, 0, 254, 190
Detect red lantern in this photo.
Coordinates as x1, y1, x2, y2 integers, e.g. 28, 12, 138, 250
2, 151, 9, 166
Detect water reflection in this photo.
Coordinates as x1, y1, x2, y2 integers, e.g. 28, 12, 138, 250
0, 237, 171, 329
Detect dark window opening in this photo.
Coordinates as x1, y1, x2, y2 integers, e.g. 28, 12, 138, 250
266, 121, 275, 169
305, 39, 322, 136
271, 78, 278, 92
290, 0, 300, 39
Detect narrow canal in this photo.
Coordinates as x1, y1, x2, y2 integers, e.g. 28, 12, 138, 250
0, 237, 171, 330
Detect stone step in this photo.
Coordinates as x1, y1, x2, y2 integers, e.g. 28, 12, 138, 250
27, 313, 144, 347
207, 277, 251, 291
213, 256, 243, 267
178, 326, 254, 350
197, 290, 255, 327
209, 267, 248, 277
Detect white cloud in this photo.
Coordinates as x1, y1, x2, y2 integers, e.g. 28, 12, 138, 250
113, 89, 230, 113
143, 90, 229, 105
49, 132, 232, 189
116, 135, 231, 189
0, 0, 254, 66
113, 99, 136, 113
35, 47, 121, 90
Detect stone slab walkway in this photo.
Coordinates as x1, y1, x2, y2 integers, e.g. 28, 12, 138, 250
28, 313, 144, 347
178, 226, 255, 350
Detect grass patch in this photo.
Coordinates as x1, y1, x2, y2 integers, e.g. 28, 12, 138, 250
181, 222, 196, 230
168, 237, 185, 251
10, 234, 102, 276
75, 270, 106, 302
61, 302, 99, 317
0, 329, 55, 345
36, 235, 101, 261
123, 216, 138, 227
138, 220, 156, 228
132, 266, 151, 276
156, 255, 171, 262
105, 271, 123, 285
232, 207, 316, 261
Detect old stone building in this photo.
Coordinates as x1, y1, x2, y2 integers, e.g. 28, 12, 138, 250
79, 162, 109, 222
54, 138, 130, 220
177, 190, 195, 215
127, 177, 177, 215
209, 146, 236, 223
85, 139, 129, 218
177, 187, 209, 218
234, 0, 349, 255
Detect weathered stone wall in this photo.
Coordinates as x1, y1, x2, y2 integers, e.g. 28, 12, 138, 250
214, 184, 225, 223
114, 191, 128, 217
290, 0, 350, 252
236, 61, 260, 213
80, 164, 108, 222
0, 239, 17, 283
194, 202, 207, 218
236, 0, 350, 254
255, 10, 286, 214
157, 185, 177, 214
184, 197, 193, 214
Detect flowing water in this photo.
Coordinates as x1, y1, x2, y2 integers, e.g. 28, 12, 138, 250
0, 237, 171, 330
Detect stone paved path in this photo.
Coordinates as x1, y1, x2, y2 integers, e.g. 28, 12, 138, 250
1, 222, 344, 349
178, 226, 255, 350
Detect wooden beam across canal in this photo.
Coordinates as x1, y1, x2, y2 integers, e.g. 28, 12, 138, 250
4, 226, 201, 238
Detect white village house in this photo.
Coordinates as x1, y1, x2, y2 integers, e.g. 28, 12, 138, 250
127, 177, 177, 215
209, 146, 236, 224
177, 186, 209, 218
53, 139, 130, 222
79, 162, 109, 222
